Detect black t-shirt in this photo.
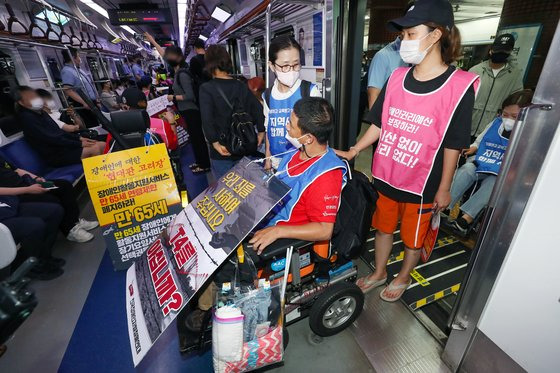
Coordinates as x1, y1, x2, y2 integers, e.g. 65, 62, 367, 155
365, 66, 474, 203
0, 156, 25, 188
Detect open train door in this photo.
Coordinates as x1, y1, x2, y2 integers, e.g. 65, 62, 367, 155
442, 21, 560, 372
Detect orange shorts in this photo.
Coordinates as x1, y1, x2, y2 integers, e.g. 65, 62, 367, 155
372, 192, 433, 249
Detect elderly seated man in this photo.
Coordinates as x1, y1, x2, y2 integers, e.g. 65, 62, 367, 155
15, 86, 105, 167
184, 97, 347, 331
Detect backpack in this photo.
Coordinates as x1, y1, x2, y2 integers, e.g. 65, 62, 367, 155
331, 166, 378, 260
264, 80, 312, 107
216, 84, 258, 156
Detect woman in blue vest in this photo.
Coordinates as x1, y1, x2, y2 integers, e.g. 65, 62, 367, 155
264, 35, 321, 170
447, 90, 533, 233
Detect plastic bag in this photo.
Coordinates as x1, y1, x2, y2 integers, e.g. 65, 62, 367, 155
212, 247, 293, 373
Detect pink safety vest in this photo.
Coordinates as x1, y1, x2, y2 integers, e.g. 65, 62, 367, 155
372, 67, 480, 197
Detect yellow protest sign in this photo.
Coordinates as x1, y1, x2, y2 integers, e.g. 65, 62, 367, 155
82, 144, 181, 270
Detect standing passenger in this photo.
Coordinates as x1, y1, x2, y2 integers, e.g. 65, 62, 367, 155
469, 34, 524, 137
264, 36, 321, 170
165, 46, 211, 174
60, 47, 99, 127
199, 45, 265, 179
336, 0, 478, 302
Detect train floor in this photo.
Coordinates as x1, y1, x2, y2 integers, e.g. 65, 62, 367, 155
0, 143, 451, 373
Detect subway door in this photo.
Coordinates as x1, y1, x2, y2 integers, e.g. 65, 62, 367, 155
330, 0, 367, 150
0, 49, 19, 135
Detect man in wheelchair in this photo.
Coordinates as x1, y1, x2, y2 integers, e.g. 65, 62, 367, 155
184, 97, 347, 332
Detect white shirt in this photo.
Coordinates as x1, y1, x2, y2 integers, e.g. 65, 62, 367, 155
492, 65, 506, 77
48, 111, 67, 129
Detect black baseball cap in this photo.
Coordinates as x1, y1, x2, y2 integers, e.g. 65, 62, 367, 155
492, 33, 515, 52
388, 0, 454, 32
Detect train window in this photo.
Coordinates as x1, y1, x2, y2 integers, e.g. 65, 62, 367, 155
17, 48, 47, 80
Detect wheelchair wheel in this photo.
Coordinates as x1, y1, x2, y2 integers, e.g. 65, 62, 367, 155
308, 282, 364, 337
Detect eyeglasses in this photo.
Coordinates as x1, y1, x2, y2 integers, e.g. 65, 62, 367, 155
274, 63, 301, 73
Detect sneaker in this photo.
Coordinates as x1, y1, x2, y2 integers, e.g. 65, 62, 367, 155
184, 308, 209, 333
67, 225, 94, 243
76, 218, 99, 231
27, 263, 64, 281
452, 217, 470, 235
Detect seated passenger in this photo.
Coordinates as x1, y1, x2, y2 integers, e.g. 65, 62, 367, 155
0, 193, 65, 281
36, 89, 85, 133
15, 86, 105, 167
138, 76, 156, 101
0, 154, 98, 242
99, 80, 121, 112
185, 97, 347, 331
447, 89, 533, 233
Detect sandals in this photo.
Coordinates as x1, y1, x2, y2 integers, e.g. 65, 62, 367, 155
356, 275, 387, 294
380, 278, 412, 302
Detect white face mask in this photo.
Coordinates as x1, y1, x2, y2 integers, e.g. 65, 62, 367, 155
399, 32, 435, 65
46, 100, 57, 110
502, 117, 515, 131
285, 133, 308, 149
275, 70, 299, 88
30, 97, 44, 110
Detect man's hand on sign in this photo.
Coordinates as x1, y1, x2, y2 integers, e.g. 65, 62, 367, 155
462, 146, 477, 157
26, 184, 48, 194
213, 142, 231, 156
249, 226, 283, 255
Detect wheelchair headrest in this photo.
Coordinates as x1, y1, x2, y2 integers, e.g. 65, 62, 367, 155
110, 110, 150, 134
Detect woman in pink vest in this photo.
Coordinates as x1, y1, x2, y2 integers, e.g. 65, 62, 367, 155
337, 0, 479, 302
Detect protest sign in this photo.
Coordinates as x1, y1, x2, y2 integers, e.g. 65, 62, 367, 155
82, 144, 182, 270
147, 96, 188, 146
126, 158, 290, 366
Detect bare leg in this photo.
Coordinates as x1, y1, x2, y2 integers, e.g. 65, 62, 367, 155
383, 246, 420, 299
364, 230, 394, 281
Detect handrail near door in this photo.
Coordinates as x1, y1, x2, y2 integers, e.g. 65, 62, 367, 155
443, 21, 560, 372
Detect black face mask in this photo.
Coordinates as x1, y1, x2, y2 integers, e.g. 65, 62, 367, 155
167, 59, 180, 67
490, 51, 510, 63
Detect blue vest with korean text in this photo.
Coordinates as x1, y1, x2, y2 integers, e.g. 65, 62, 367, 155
268, 148, 347, 226
267, 85, 306, 156
475, 117, 509, 175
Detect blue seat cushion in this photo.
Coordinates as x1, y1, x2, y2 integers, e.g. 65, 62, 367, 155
43, 164, 84, 184
0, 138, 83, 184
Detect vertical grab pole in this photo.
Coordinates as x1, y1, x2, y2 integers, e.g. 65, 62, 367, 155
96, 49, 114, 90
265, 1, 273, 88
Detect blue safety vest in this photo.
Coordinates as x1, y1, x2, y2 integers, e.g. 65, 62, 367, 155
266, 83, 315, 156
475, 117, 509, 175
268, 148, 347, 225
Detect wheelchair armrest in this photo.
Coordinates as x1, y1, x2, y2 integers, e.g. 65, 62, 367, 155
247, 238, 312, 261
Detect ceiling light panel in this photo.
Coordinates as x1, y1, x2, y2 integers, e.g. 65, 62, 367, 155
211, 6, 231, 23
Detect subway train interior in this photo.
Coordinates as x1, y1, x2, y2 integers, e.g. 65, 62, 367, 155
0, 0, 558, 372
